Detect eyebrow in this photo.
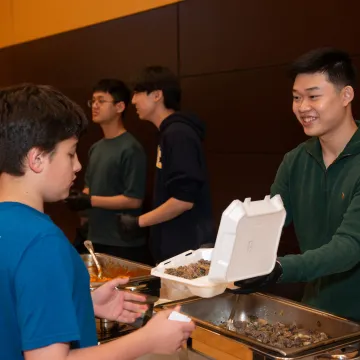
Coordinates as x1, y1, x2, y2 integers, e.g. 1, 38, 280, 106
293, 86, 321, 92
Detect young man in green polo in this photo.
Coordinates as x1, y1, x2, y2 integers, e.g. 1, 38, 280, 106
236, 48, 360, 321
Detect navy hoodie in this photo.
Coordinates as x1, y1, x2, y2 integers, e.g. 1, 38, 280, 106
150, 112, 215, 263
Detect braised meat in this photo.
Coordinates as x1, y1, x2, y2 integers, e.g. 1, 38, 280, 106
165, 259, 211, 280
220, 316, 329, 348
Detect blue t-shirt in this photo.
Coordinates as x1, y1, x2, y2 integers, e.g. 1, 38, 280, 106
0, 202, 97, 359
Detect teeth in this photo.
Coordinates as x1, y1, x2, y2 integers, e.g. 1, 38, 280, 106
303, 117, 316, 123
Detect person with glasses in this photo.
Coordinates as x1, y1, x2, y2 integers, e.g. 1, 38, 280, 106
66, 79, 149, 264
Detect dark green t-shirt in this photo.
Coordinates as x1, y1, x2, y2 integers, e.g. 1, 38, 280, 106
85, 132, 146, 247
271, 125, 360, 320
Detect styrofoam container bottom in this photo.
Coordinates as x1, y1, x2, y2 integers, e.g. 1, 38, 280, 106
151, 248, 228, 298
161, 278, 193, 301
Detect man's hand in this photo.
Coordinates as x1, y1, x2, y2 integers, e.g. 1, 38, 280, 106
140, 306, 196, 354
117, 214, 140, 233
92, 277, 148, 324
65, 189, 92, 211
233, 261, 283, 294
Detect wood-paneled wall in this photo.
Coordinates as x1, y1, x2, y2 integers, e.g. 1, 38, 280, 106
1, 0, 360, 299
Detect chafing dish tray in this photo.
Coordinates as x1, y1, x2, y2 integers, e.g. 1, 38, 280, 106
81, 253, 154, 288
81, 253, 160, 303
155, 292, 360, 357
81, 253, 160, 336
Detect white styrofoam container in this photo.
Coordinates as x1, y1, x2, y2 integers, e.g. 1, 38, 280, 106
152, 248, 228, 298
208, 194, 286, 283
151, 195, 286, 298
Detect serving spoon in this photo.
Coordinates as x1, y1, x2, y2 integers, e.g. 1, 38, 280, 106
84, 240, 103, 279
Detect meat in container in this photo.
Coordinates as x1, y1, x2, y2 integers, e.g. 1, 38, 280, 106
151, 194, 286, 298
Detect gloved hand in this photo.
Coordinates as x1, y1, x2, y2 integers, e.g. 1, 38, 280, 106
65, 189, 92, 212
231, 261, 283, 294
117, 214, 140, 233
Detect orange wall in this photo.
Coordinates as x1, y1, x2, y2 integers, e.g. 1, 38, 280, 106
0, 0, 182, 49
0, 0, 13, 48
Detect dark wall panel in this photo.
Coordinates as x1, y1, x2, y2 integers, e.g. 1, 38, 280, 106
179, 0, 360, 76
206, 153, 283, 223
181, 67, 306, 155
0, 48, 13, 86
11, 6, 178, 87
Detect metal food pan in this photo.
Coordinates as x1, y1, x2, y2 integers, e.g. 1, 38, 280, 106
80, 253, 154, 288
155, 292, 360, 357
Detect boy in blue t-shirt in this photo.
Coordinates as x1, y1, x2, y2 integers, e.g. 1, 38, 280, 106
0, 84, 195, 360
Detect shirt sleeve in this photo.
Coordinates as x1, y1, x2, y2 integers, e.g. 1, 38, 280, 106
163, 129, 205, 203
279, 182, 360, 283
15, 234, 80, 351
121, 146, 147, 199
270, 153, 293, 227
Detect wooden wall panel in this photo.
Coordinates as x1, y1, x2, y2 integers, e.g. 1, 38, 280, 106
0, 48, 13, 87
10, 6, 178, 87
179, 0, 360, 76
206, 153, 284, 223
181, 67, 306, 155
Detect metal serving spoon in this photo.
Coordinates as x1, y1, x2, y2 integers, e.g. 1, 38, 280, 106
84, 240, 103, 279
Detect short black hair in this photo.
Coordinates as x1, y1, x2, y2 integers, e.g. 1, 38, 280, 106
92, 79, 131, 116
133, 66, 181, 111
290, 48, 357, 89
0, 84, 88, 176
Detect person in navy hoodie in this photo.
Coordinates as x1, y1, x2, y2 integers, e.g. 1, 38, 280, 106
118, 66, 215, 263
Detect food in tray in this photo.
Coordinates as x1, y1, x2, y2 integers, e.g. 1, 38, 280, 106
165, 259, 211, 280
87, 265, 149, 283
219, 316, 329, 348
89, 273, 125, 283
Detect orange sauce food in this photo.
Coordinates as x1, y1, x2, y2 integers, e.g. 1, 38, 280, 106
87, 265, 149, 283
89, 274, 114, 282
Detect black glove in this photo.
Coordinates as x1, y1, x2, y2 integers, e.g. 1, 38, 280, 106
117, 214, 140, 233
231, 261, 283, 294
65, 189, 92, 212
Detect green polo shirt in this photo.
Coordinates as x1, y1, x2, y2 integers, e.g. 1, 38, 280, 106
271, 124, 360, 320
